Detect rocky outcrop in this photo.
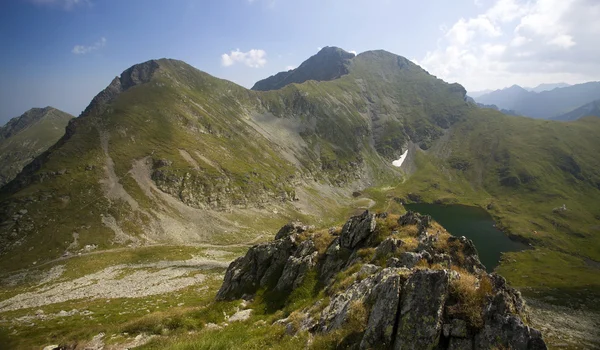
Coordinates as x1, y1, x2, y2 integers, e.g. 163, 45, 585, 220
216, 210, 547, 349
216, 234, 298, 300
394, 269, 450, 349
80, 60, 160, 118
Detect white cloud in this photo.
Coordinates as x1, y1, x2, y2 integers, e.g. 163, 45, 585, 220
317, 47, 322, 51
349, 50, 357, 55
285, 65, 296, 71
72, 37, 106, 55
221, 49, 267, 68
30, 0, 90, 10
419, 0, 600, 91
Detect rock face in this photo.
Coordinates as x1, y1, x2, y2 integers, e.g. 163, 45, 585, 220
216, 210, 547, 349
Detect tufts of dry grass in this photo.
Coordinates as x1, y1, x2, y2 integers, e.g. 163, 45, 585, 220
447, 271, 494, 328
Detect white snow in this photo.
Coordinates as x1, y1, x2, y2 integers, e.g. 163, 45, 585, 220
392, 150, 408, 167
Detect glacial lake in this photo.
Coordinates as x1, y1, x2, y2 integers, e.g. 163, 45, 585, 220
404, 203, 527, 271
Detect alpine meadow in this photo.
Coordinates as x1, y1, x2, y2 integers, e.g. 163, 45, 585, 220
1, 1, 600, 349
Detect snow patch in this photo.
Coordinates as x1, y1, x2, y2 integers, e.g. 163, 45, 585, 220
392, 150, 409, 167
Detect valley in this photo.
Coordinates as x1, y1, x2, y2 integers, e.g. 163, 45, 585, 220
0, 47, 599, 349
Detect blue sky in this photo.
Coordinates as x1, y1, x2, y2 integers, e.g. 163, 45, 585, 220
1, 0, 599, 123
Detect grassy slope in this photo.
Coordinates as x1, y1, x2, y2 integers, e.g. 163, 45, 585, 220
1, 52, 599, 311
0, 108, 73, 186
374, 112, 600, 307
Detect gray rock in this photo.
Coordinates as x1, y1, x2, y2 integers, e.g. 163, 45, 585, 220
357, 264, 381, 279
339, 210, 376, 249
320, 237, 351, 283
275, 222, 311, 240
360, 270, 404, 349
229, 309, 252, 322
275, 240, 318, 292
432, 253, 453, 268
394, 269, 449, 350
449, 337, 474, 350
451, 318, 468, 338
391, 251, 431, 268
216, 235, 298, 300
473, 290, 547, 350
319, 274, 376, 332
374, 237, 403, 259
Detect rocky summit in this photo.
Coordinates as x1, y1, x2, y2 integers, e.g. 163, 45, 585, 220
216, 211, 547, 349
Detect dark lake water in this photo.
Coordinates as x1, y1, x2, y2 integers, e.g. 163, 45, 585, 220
404, 203, 527, 272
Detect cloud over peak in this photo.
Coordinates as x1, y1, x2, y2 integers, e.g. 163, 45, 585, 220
419, 0, 600, 91
72, 37, 106, 55
221, 49, 267, 68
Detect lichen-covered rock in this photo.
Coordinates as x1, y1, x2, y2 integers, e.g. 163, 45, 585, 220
215, 212, 547, 349
473, 289, 546, 350
374, 237, 403, 259
340, 210, 376, 249
320, 237, 351, 283
318, 274, 376, 332
360, 270, 404, 349
216, 234, 298, 300
394, 269, 450, 350
389, 251, 431, 268
275, 240, 318, 292
275, 222, 311, 240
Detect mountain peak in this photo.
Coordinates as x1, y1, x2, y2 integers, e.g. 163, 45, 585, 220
252, 46, 355, 91
80, 59, 161, 118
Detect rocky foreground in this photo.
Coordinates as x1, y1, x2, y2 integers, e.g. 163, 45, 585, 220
217, 210, 547, 349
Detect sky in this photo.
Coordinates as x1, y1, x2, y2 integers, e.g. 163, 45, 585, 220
1, 0, 599, 124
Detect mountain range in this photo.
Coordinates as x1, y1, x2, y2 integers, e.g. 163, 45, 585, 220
1, 47, 599, 348
472, 82, 600, 120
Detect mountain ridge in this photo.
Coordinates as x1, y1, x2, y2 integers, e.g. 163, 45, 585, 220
473, 82, 600, 119
0, 107, 73, 187
252, 46, 355, 91
0, 49, 599, 333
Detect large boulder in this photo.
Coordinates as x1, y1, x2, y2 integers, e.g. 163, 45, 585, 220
374, 237, 404, 260
360, 270, 405, 349
394, 269, 450, 350
340, 210, 376, 249
216, 234, 298, 300
318, 273, 376, 332
275, 240, 318, 292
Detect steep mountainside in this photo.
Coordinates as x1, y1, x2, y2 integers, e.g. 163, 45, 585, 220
474, 82, 600, 119
0, 107, 73, 187
552, 98, 600, 121
0, 51, 468, 272
0, 48, 598, 318
251, 46, 355, 91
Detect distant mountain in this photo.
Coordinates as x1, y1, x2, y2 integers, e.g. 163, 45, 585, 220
466, 89, 493, 98
552, 98, 600, 121
474, 85, 532, 110
0, 107, 73, 187
252, 46, 355, 91
525, 82, 571, 93
473, 82, 600, 119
